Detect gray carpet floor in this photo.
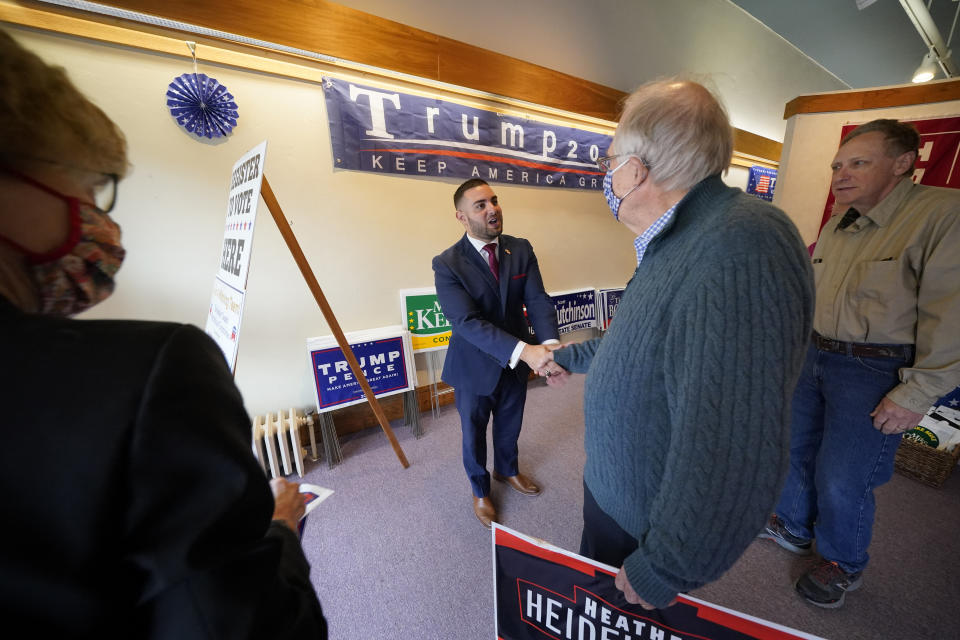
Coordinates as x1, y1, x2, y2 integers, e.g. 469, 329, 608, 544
297, 375, 960, 639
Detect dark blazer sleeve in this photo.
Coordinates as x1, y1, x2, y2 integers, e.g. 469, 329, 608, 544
514, 238, 559, 342
126, 325, 327, 639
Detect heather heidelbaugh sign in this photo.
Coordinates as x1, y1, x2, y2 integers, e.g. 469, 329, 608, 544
493, 524, 824, 640
307, 326, 416, 411
551, 288, 597, 334
400, 287, 451, 352
322, 76, 612, 190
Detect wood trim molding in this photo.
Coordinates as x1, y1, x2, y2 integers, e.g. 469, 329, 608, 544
732, 128, 782, 166
58, 0, 627, 121
784, 79, 960, 119
6, 0, 782, 162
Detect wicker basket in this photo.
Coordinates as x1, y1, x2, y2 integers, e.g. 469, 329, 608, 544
894, 437, 960, 488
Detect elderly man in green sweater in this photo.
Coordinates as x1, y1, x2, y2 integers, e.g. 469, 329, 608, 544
549, 79, 815, 610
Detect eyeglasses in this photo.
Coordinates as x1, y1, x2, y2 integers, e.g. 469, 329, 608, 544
597, 153, 652, 173
1, 154, 120, 214
94, 173, 119, 214
597, 154, 649, 173
596, 155, 621, 173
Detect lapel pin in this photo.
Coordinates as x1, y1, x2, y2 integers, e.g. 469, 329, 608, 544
504, 248, 511, 255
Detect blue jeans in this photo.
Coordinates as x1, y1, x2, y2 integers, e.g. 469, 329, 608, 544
775, 343, 910, 574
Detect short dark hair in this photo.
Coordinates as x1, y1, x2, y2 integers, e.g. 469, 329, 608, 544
453, 178, 488, 208
841, 119, 920, 171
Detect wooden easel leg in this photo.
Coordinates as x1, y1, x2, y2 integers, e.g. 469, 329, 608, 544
260, 176, 410, 469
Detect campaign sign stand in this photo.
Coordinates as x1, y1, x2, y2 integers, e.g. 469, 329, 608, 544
307, 327, 418, 466
493, 524, 825, 640
551, 288, 597, 336
400, 286, 452, 418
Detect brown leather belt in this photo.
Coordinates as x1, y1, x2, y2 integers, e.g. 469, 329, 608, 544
812, 333, 913, 360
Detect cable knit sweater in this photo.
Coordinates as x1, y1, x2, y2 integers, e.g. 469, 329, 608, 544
553, 174, 814, 607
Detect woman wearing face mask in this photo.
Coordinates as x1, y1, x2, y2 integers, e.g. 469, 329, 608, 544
0, 30, 327, 638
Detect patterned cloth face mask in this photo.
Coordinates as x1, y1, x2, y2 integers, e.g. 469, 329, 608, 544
1, 170, 125, 316
602, 157, 643, 221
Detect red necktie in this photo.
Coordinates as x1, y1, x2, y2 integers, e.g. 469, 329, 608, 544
483, 243, 500, 282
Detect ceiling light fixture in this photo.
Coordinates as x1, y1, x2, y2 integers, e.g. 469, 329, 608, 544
900, 0, 958, 82
913, 50, 939, 82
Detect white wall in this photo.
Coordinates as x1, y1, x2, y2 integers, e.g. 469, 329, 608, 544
7, 0, 803, 417
775, 94, 960, 244
8, 25, 638, 416
332, 0, 848, 141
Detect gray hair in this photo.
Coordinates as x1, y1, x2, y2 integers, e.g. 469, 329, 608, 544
613, 79, 732, 191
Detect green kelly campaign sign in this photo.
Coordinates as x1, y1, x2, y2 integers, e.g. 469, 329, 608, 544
400, 287, 451, 352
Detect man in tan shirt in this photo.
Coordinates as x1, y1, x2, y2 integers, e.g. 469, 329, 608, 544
759, 119, 960, 608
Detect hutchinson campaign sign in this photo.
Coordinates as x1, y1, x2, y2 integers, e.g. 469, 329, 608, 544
322, 76, 611, 190
400, 287, 451, 352
493, 524, 824, 640
551, 288, 597, 334
307, 327, 415, 411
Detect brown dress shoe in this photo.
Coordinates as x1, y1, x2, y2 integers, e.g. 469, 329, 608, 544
473, 496, 497, 529
492, 471, 541, 496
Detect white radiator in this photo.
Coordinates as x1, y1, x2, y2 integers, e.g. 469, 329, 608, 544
251, 408, 317, 478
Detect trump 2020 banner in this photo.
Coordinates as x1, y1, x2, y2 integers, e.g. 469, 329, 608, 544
493, 524, 824, 640
746, 166, 777, 202
322, 76, 611, 190
551, 289, 597, 334
400, 287, 451, 353
817, 116, 960, 236
306, 326, 415, 411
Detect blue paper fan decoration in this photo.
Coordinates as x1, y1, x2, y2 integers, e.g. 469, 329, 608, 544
166, 73, 238, 139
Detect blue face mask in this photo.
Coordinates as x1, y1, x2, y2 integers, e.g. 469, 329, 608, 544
602, 157, 642, 220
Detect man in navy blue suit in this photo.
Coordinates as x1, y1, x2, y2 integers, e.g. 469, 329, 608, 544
433, 179, 560, 529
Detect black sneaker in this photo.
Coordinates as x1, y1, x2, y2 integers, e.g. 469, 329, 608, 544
758, 514, 812, 555
795, 558, 863, 609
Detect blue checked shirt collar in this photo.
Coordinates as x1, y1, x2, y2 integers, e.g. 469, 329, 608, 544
634, 202, 678, 265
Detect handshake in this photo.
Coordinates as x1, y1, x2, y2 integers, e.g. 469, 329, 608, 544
519, 343, 570, 387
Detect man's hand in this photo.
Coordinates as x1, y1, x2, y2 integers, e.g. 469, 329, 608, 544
542, 361, 570, 387
270, 477, 305, 532
614, 565, 676, 610
520, 344, 553, 371
870, 396, 923, 435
